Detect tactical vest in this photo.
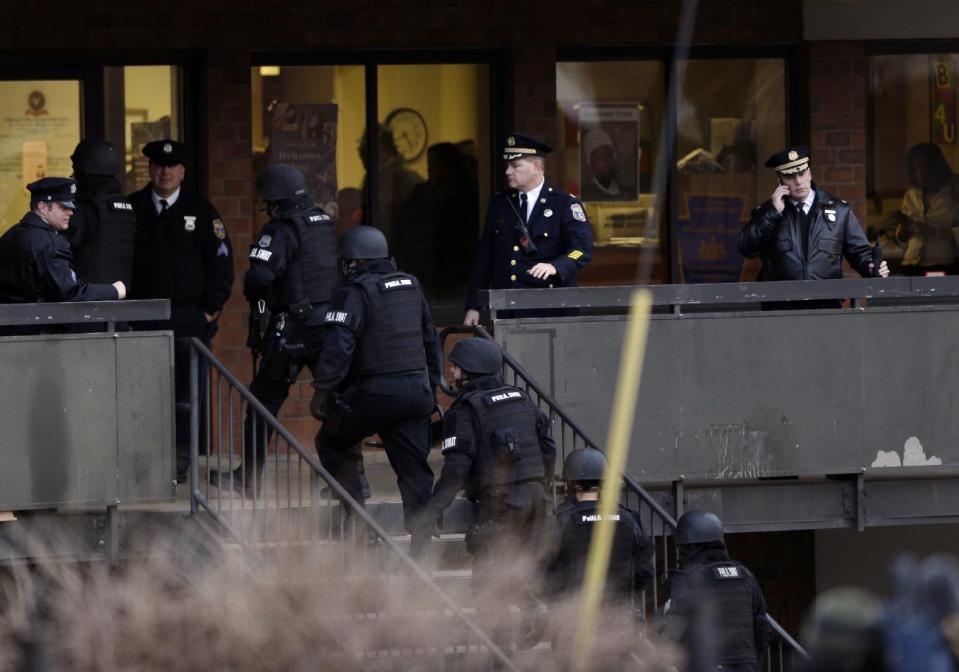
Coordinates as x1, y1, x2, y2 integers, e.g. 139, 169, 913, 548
277, 209, 338, 314
463, 384, 545, 490
558, 503, 639, 601
352, 271, 427, 378
74, 194, 137, 286
690, 560, 759, 664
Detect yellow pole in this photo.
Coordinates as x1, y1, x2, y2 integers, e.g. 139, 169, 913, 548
570, 289, 653, 672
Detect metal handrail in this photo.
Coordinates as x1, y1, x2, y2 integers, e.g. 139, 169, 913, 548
186, 337, 517, 671
444, 325, 809, 664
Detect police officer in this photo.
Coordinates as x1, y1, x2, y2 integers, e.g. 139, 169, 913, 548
63, 138, 136, 288
128, 139, 234, 481
0, 177, 126, 310
415, 337, 556, 566
544, 448, 654, 612
311, 225, 440, 536
739, 145, 889, 309
464, 134, 593, 324
662, 510, 771, 671
209, 164, 338, 496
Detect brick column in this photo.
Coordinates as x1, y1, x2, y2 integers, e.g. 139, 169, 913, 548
809, 41, 868, 221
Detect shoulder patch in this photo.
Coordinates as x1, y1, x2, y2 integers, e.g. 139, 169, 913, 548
570, 203, 587, 222
441, 436, 457, 452
568, 250, 584, 260
324, 310, 359, 331
258, 234, 272, 248
712, 565, 743, 580
213, 219, 227, 240
249, 248, 272, 262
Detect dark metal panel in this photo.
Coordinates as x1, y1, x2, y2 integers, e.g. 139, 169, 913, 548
0, 299, 169, 327
116, 332, 176, 503
0, 335, 118, 509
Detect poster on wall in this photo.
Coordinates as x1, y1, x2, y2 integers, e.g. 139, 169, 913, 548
577, 102, 640, 203
675, 187, 750, 284
268, 102, 338, 215
0, 81, 81, 233
930, 54, 957, 145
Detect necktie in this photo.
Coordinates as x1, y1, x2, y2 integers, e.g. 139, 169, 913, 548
159, 198, 169, 214
797, 201, 810, 260
519, 192, 528, 222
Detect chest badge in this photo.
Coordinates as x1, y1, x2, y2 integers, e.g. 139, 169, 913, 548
258, 234, 272, 248
184, 216, 196, 232
544, 208, 553, 218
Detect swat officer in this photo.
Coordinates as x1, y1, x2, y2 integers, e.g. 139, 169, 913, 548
415, 337, 556, 567
209, 164, 338, 496
662, 510, 771, 671
311, 225, 440, 538
0, 177, 127, 309
464, 134, 593, 324
128, 139, 234, 481
62, 138, 136, 289
739, 145, 889, 309
544, 448, 654, 612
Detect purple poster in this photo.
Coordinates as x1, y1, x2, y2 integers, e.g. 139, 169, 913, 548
676, 195, 747, 284
268, 102, 338, 214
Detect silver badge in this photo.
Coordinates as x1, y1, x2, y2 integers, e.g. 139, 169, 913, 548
184, 216, 196, 232
544, 208, 553, 218
827, 213, 836, 222
163, 142, 173, 153
258, 234, 272, 248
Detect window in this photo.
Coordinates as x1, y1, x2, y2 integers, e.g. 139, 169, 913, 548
250, 58, 493, 308
869, 52, 959, 276
557, 54, 788, 285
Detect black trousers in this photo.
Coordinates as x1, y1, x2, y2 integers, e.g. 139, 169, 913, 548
316, 372, 434, 530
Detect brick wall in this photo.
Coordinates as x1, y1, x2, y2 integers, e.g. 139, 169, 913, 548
808, 41, 869, 221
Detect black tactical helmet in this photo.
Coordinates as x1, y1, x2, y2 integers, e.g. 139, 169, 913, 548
449, 338, 502, 376
339, 225, 389, 260
71, 138, 123, 177
562, 448, 608, 482
256, 163, 308, 200
675, 510, 724, 545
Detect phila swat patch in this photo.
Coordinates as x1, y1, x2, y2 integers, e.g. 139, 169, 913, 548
712, 566, 743, 580
379, 277, 414, 291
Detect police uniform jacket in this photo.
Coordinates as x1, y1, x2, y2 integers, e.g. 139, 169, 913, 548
64, 175, 136, 287
545, 499, 654, 603
312, 258, 440, 393
739, 185, 875, 280
128, 184, 234, 320
421, 375, 556, 523
663, 546, 771, 666
465, 181, 593, 310
244, 198, 338, 314
0, 212, 120, 303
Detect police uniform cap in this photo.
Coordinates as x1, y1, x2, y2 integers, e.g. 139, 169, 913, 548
503, 133, 552, 161
27, 177, 78, 209
764, 145, 810, 175
675, 510, 724, 545
562, 448, 608, 482
142, 138, 188, 166
449, 337, 502, 376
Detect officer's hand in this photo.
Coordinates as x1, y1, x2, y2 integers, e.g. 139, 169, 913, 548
112, 281, 127, 300
310, 387, 329, 420
528, 263, 557, 280
878, 260, 890, 278
771, 184, 791, 214
463, 309, 480, 326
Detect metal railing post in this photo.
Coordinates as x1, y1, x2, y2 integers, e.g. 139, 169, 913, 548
189, 345, 200, 516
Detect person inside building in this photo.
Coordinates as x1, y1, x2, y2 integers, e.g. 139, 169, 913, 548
128, 138, 234, 483
62, 138, 136, 292
209, 164, 338, 498
414, 337, 556, 566
0, 177, 127, 310
897, 142, 959, 275
543, 448, 654, 614
463, 133, 593, 324
661, 510, 771, 672
310, 225, 439, 549
739, 145, 890, 308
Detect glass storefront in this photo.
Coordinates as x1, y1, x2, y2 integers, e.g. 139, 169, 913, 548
869, 53, 959, 275
250, 61, 492, 304
557, 56, 786, 285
